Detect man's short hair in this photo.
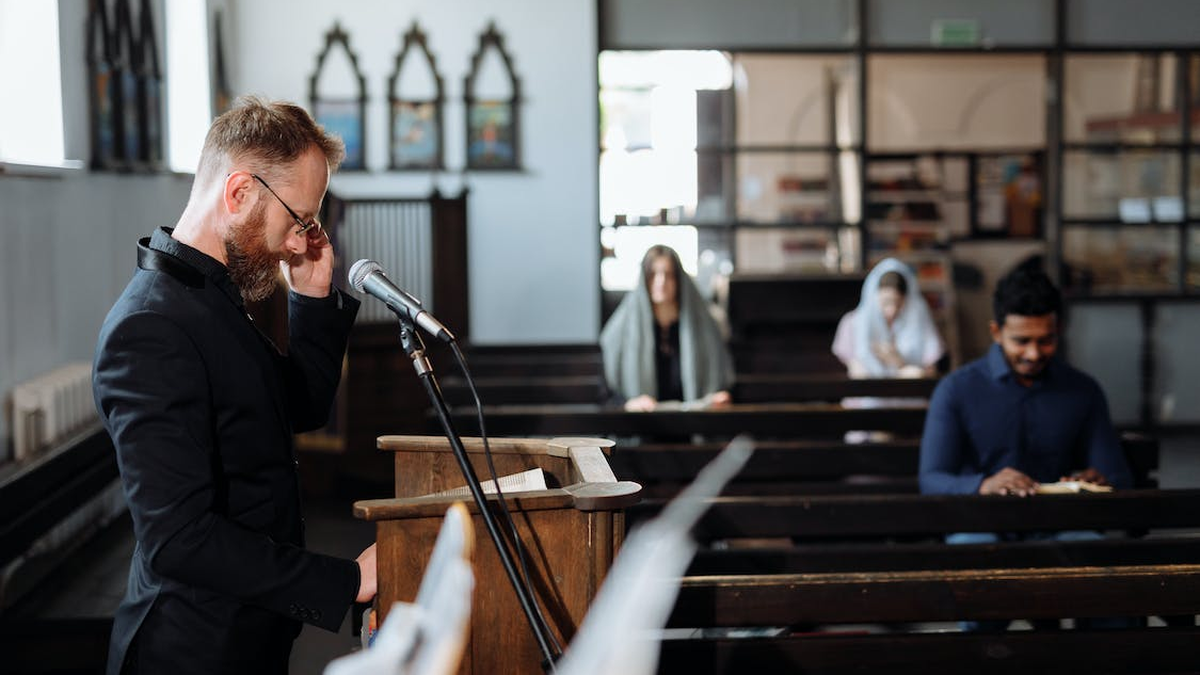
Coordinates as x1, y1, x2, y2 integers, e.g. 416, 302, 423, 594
993, 264, 1062, 326
195, 96, 345, 185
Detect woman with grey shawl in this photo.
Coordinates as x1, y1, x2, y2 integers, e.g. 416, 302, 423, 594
600, 245, 734, 412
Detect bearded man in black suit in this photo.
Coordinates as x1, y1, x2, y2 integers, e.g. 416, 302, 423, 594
93, 96, 376, 675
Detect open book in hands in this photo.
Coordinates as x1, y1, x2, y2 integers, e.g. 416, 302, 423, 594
1035, 480, 1114, 494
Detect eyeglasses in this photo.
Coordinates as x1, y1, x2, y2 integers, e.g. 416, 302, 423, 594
251, 174, 321, 236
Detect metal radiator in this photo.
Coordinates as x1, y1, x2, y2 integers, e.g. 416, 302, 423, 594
337, 199, 434, 325
12, 362, 97, 461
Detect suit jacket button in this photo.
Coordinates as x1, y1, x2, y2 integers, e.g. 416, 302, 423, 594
311, 609, 321, 622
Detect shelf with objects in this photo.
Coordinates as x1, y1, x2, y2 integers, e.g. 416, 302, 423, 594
597, 51, 863, 309
1059, 52, 1196, 297
594, 1, 1200, 434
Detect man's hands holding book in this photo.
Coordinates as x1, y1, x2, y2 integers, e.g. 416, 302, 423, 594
980, 466, 1113, 497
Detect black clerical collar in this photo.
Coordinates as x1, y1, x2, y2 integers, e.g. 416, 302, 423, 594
148, 226, 246, 309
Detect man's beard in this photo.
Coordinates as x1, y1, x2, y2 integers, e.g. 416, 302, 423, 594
225, 203, 282, 304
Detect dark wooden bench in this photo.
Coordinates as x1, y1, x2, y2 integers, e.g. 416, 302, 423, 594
450, 402, 928, 439
646, 489, 1200, 675
733, 373, 938, 403
669, 563, 1200, 627
439, 372, 940, 407
688, 534, 1200, 575
657, 624, 1200, 674
0, 426, 118, 608
0, 427, 124, 674
440, 374, 606, 406
631, 489, 1200, 541
727, 273, 864, 376
612, 432, 1158, 498
455, 343, 603, 378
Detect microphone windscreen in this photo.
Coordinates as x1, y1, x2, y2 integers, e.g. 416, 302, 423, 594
348, 259, 383, 293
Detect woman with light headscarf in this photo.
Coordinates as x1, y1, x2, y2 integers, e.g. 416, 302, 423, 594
832, 258, 944, 379
600, 245, 734, 412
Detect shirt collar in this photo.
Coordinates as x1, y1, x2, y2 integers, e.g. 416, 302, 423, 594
986, 343, 1011, 381
149, 226, 246, 309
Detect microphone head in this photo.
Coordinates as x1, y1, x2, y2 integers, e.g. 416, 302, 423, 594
348, 259, 383, 293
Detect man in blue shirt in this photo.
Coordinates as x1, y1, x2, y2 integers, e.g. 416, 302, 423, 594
919, 266, 1132, 497
918, 265, 1132, 631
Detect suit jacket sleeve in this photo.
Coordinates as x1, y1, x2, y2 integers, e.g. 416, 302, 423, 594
283, 288, 360, 432
95, 306, 359, 632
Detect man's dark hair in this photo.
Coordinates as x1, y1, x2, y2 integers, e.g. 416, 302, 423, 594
993, 264, 1062, 326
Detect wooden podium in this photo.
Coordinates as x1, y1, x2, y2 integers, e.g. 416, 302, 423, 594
353, 435, 642, 675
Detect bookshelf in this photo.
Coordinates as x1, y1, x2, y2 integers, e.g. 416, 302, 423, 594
865, 154, 961, 365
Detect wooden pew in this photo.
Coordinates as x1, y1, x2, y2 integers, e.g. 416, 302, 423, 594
657, 625, 1200, 675
670, 563, 1200, 627
439, 366, 937, 408
612, 439, 922, 498
0, 425, 117, 582
688, 535, 1200, 575
440, 374, 606, 406
732, 374, 937, 403
456, 343, 603, 378
449, 402, 927, 439
647, 489, 1200, 675
612, 432, 1158, 498
726, 273, 864, 376
630, 489, 1200, 541
0, 426, 125, 674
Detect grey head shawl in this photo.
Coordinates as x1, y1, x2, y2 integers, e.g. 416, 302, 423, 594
599, 266, 734, 402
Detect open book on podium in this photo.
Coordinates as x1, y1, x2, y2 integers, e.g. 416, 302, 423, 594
353, 436, 642, 675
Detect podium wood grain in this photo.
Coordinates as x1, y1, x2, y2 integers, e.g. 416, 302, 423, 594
356, 435, 635, 675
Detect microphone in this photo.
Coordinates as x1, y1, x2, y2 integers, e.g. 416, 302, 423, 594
348, 259, 456, 343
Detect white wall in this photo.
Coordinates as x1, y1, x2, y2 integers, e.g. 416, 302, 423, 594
0, 0, 189, 454
227, 0, 600, 344
0, 173, 193, 453
868, 54, 1046, 151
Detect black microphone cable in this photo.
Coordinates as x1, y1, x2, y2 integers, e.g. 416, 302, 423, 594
449, 341, 565, 666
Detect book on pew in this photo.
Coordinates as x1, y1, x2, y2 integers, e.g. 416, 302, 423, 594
1035, 480, 1114, 494
427, 468, 548, 498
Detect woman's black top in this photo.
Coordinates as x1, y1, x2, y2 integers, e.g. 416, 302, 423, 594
654, 321, 684, 402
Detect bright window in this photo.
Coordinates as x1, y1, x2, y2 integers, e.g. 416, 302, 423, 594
166, 0, 211, 173
0, 0, 64, 165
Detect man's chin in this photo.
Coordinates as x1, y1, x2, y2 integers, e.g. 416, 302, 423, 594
1016, 363, 1046, 378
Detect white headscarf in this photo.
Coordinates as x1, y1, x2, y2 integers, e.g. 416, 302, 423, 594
599, 249, 734, 401
852, 258, 943, 376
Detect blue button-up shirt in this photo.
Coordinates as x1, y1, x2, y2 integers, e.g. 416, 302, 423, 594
919, 343, 1132, 495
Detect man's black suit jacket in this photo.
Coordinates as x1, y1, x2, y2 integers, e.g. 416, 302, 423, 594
93, 228, 361, 674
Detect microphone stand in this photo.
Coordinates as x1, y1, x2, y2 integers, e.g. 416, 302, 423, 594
395, 319, 560, 671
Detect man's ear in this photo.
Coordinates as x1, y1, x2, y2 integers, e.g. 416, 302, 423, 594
989, 320, 1002, 344
223, 171, 255, 216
